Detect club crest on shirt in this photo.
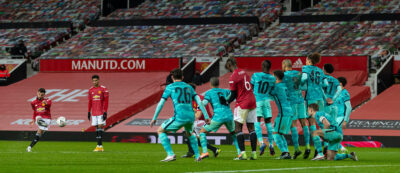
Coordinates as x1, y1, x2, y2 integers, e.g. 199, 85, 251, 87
98, 91, 102, 94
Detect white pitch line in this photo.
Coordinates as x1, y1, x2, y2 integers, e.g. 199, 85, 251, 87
188, 165, 400, 173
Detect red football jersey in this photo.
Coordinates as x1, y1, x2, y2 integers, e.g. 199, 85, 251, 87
88, 85, 109, 116
229, 68, 256, 109
192, 95, 212, 120
31, 97, 52, 120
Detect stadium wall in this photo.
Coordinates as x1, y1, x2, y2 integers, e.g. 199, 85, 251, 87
280, 13, 400, 23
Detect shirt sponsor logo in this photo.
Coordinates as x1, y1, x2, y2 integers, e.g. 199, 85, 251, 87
36, 107, 45, 112
93, 95, 100, 99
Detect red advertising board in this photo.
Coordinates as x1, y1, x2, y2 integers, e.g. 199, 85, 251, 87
235, 56, 368, 73
394, 55, 400, 74
40, 58, 180, 72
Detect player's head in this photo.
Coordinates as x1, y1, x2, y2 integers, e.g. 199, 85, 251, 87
273, 70, 284, 83
37, 88, 46, 99
210, 77, 219, 88
306, 52, 321, 65
338, 77, 347, 88
225, 57, 237, 72
262, 60, 271, 73
92, 74, 100, 87
323, 63, 334, 74
189, 83, 196, 90
282, 59, 292, 72
307, 103, 319, 116
170, 68, 183, 81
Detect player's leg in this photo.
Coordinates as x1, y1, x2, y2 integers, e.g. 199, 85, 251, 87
182, 132, 194, 158
27, 129, 45, 152
158, 118, 178, 162
299, 118, 311, 158
290, 104, 301, 157
226, 120, 240, 155
199, 121, 220, 158
27, 118, 50, 152
273, 116, 291, 159
233, 106, 247, 160
246, 108, 258, 160
264, 117, 275, 156
311, 129, 325, 160
184, 122, 201, 161
254, 101, 265, 147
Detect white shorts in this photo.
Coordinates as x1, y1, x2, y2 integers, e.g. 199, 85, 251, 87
91, 115, 106, 126
193, 120, 206, 136
234, 106, 257, 124
35, 116, 51, 131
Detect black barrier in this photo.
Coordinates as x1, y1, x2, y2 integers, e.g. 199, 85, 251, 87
377, 57, 394, 94
89, 17, 260, 27
0, 60, 26, 86
200, 58, 220, 84
0, 21, 73, 29
182, 58, 196, 83
280, 13, 400, 23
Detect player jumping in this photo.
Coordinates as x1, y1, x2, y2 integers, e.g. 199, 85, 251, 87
282, 59, 309, 159
271, 70, 293, 159
27, 88, 52, 152
251, 60, 276, 156
308, 103, 357, 161
301, 53, 329, 158
225, 58, 258, 160
150, 68, 209, 162
88, 75, 109, 152
198, 77, 240, 159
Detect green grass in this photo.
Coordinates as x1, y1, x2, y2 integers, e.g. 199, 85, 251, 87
1, 141, 400, 173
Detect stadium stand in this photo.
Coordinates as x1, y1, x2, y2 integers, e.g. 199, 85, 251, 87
344, 84, 400, 137
0, 0, 100, 26
291, 0, 400, 15
39, 24, 258, 59
0, 28, 71, 58
104, 0, 282, 26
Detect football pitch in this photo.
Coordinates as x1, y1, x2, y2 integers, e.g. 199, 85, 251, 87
1, 141, 399, 173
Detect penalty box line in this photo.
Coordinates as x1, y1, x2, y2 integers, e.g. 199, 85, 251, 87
188, 165, 400, 173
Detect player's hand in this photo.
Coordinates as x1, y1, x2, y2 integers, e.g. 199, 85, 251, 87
88, 112, 91, 121
30, 120, 34, 125
342, 121, 347, 129
326, 98, 333, 105
103, 112, 107, 120
205, 119, 210, 125
150, 120, 156, 128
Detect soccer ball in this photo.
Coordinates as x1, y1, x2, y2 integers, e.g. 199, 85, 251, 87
56, 116, 67, 127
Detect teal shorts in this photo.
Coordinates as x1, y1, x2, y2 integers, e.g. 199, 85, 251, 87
161, 117, 194, 134
323, 129, 343, 152
256, 100, 272, 118
306, 100, 325, 118
274, 116, 292, 134
204, 120, 235, 133
325, 104, 338, 120
291, 102, 307, 120
336, 116, 345, 128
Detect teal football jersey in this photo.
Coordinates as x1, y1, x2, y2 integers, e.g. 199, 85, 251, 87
204, 88, 233, 122
270, 82, 293, 117
283, 70, 304, 104
335, 89, 351, 118
302, 65, 326, 101
251, 72, 276, 101
315, 111, 342, 134
162, 81, 197, 122
324, 75, 340, 99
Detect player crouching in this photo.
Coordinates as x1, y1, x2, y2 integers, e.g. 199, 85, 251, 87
308, 103, 357, 161
27, 88, 52, 152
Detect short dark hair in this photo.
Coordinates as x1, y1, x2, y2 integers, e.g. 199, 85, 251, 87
188, 83, 196, 90
338, 77, 347, 87
225, 57, 237, 69
273, 70, 284, 80
170, 68, 183, 80
210, 77, 219, 87
38, 88, 46, 93
308, 103, 319, 111
324, 63, 334, 74
92, 74, 99, 80
262, 60, 271, 72
307, 52, 321, 65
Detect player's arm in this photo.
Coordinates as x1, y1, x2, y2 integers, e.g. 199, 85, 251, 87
103, 88, 109, 120
343, 100, 352, 128
195, 95, 209, 120
88, 90, 92, 120
226, 79, 237, 103
319, 116, 331, 129
300, 73, 308, 89
150, 98, 166, 127
332, 86, 342, 102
